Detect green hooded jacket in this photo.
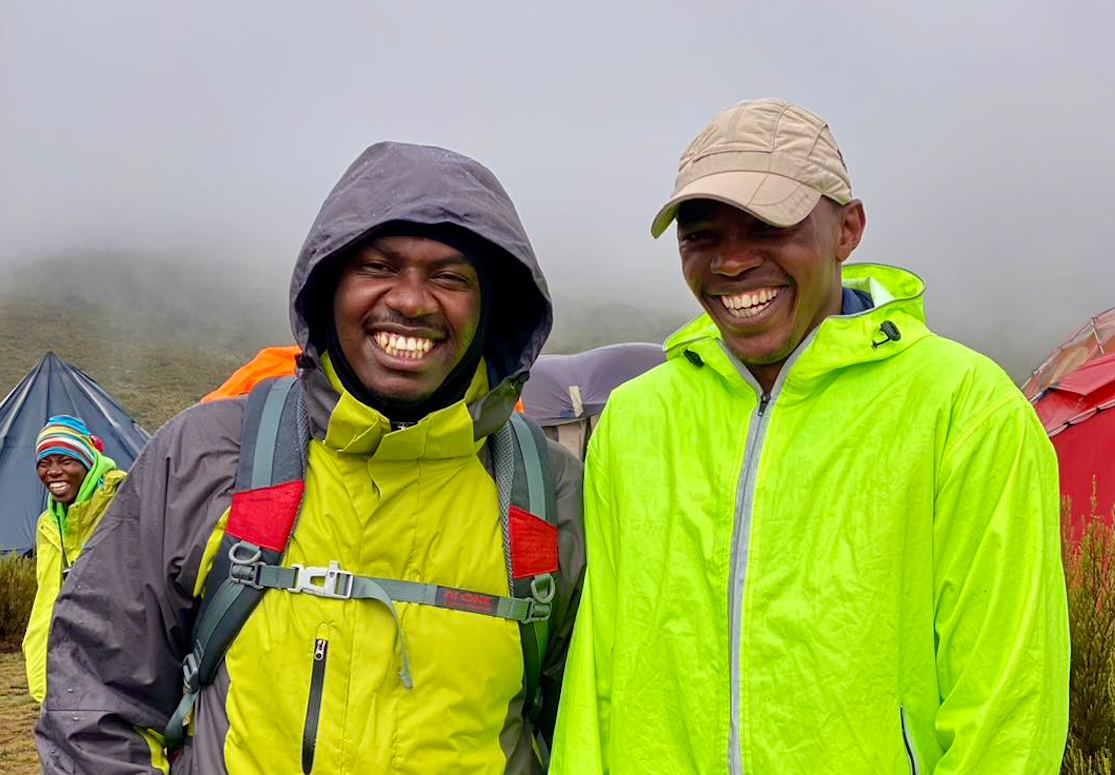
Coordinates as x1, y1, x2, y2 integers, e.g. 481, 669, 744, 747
22, 452, 123, 702
551, 264, 1069, 774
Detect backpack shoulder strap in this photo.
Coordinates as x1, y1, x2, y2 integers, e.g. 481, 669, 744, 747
165, 375, 305, 751
495, 413, 560, 731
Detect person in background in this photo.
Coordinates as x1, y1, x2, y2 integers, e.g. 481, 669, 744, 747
22, 414, 124, 702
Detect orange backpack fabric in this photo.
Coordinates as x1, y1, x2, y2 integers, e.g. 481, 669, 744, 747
201, 346, 301, 403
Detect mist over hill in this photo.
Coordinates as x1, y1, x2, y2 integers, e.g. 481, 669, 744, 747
0, 251, 690, 428
0, 251, 289, 429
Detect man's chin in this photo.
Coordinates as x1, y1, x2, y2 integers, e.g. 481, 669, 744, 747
722, 338, 799, 375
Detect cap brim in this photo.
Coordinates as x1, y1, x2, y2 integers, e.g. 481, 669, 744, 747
650, 171, 822, 238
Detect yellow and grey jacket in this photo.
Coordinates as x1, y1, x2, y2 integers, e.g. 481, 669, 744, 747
36, 142, 585, 775
22, 459, 124, 702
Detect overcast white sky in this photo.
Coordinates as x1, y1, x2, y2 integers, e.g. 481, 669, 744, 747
2, 0, 1112, 377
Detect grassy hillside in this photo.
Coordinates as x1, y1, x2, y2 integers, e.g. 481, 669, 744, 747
0, 251, 291, 429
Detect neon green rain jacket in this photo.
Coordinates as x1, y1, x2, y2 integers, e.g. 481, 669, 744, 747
22, 454, 123, 702
551, 264, 1069, 774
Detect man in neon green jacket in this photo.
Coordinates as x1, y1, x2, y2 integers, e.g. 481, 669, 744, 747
551, 98, 1069, 774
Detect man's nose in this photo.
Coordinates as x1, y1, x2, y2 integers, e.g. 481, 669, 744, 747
710, 239, 764, 276
383, 272, 437, 318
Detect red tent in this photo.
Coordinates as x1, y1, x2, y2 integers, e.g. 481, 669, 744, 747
1024, 307, 1115, 533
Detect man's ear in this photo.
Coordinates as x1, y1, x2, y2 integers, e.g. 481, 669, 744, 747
834, 200, 866, 264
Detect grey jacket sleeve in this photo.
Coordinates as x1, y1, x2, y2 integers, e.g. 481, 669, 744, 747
35, 400, 245, 774
536, 439, 586, 744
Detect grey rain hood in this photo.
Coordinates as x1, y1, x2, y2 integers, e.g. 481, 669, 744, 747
290, 142, 553, 438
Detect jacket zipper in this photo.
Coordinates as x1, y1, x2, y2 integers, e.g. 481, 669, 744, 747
727, 390, 773, 775
302, 638, 329, 774
721, 331, 817, 775
900, 705, 921, 775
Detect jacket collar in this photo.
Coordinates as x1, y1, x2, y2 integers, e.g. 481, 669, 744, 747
317, 353, 489, 460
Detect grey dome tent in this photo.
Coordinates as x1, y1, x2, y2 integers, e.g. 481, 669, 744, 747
0, 352, 149, 554
520, 343, 665, 459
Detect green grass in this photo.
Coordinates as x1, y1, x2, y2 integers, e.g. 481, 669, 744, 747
0, 556, 34, 653
1063, 485, 1115, 774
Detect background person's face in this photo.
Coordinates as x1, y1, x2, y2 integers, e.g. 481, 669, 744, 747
332, 235, 482, 406
677, 199, 863, 388
36, 454, 88, 506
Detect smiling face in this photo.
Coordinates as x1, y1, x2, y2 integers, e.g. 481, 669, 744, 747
37, 454, 88, 506
332, 235, 483, 405
676, 197, 865, 391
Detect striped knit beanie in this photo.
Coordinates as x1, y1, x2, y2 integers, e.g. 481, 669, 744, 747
36, 415, 100, 471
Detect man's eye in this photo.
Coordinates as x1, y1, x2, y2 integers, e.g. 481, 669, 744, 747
361, 261, 394, 274
681, 230, 714, 244
435, 273, 471, 286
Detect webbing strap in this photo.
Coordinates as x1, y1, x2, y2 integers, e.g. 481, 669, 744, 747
509, 414, 545, 517
164, 689, 195, 752
192, 577, 249, 664
505, 413, 555, 726
165, 555, 263, 751
247, 562, 544, 624
166, 377, 305, 753
251, 376, 296, 489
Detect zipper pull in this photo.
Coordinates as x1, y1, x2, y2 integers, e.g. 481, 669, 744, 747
314, 638, 328, 661
758, 392, 771, 416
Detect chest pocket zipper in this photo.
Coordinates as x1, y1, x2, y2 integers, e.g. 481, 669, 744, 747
900, 705, 921, 775
302, 638, 329, 774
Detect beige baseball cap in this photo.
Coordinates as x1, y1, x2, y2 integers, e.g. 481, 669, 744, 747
651, 98, 853, 238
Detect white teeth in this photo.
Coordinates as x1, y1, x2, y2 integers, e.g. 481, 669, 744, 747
720, 287, 781, 318
48, 482, 68, 494
373, 331, 437, 359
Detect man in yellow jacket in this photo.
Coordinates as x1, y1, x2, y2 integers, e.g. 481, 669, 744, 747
22, 415, 124, 702
551, 99, 1069, 773
37, 143, 585, 774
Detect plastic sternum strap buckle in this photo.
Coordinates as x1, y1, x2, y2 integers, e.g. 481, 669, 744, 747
291, 561, 354, 599
525, 573, 556, 623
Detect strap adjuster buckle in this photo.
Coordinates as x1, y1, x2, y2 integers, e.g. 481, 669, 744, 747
229, 562, 263, 589
228, 541, 264, 589
291, 561, 354, 599
524, 598, 552, 623
182, 650, 201, 694
524, 573, 556, 622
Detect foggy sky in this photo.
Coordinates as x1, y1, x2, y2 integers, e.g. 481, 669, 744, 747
2, 0, 1113, 378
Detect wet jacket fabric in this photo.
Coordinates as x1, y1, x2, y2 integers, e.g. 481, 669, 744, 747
37, 142, 585, 775
551, 264, 1069, 774
22, 456, 123, 702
